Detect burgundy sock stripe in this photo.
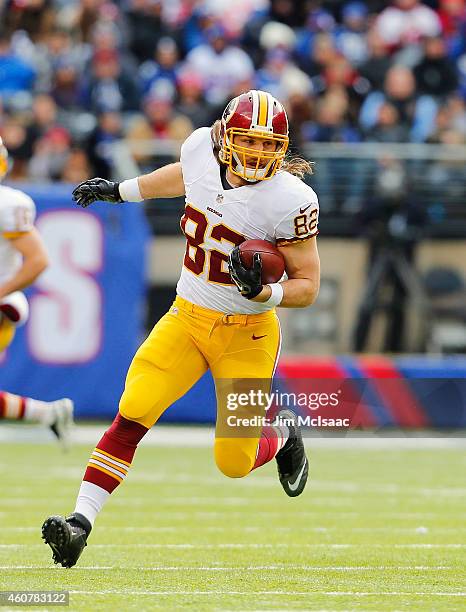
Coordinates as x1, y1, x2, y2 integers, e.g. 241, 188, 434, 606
84, 467, 121, 494
0, 393, 5, 419
80, 413, 148, 495
18, 397, 26, 420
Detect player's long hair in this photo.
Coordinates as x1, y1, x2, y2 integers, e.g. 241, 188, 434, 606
210, 120, 314, 178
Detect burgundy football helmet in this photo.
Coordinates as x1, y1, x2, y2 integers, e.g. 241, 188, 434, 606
219, 90, 289, 181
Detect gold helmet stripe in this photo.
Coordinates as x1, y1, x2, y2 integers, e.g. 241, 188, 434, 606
257, 91, 269, 128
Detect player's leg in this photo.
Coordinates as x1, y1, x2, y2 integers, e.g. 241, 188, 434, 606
42, 306, 208, 567
0, 392, 74, 448
0, 315, 16, 351
0, 291, 74, 448
0, 291, 29, 352
210, 312, 285, 475
212, 313, 309, 496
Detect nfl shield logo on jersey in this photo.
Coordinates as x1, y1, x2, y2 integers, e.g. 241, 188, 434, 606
216, 194, 224, 204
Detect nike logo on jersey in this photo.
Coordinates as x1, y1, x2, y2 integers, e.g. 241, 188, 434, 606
288, 459, 308, 492
299, 204, 312, 214
252, 334, 267, 340
207, 206, 222, 217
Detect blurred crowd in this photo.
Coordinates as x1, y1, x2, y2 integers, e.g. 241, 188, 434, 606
0, 0, 465, 183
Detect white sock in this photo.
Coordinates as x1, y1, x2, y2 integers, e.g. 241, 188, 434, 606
24, 398, 52, 424
273, 424, 289, 451
74, 481, 110, 527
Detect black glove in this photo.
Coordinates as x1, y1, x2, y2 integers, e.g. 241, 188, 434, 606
72, 178, 123, 208
228, 246, 263, 299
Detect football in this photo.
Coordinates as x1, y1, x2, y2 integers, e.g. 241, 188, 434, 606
238, 239, 285, 284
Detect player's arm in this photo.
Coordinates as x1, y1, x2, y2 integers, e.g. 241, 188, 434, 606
0, 228, 49, 299
72, 163, 185, 207
228, 198, 320, 308
259, 237, 320, 307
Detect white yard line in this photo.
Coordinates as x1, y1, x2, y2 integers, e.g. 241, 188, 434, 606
1, 543, 465, 549
0, 565, 456, 571
4, 525, 466, 534
0, 424, 465, 448
70, 589, 466, 596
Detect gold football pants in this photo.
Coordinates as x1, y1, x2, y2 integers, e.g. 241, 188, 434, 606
119, 296, 281, 477
0, 316, 16, 352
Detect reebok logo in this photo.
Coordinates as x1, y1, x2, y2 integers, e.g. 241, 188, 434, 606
299, 204, 312, 214
252, 334, 267, 340
207, 206, 222, 217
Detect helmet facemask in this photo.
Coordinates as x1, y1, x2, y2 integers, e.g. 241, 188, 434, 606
220, 126, 288, 181
218, 90, 290, 182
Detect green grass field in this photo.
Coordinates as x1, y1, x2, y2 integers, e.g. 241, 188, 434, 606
0, 431, 465, 611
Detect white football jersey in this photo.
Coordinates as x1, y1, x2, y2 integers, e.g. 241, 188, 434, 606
177, 128, 319, 314
0, 185, 36, 285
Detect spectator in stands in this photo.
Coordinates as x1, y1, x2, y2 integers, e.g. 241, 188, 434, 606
140, 37, 180, 97
140, 88, 193, 141
185, 24, 254, 105
25, 94, 65, 155
295, 8, 336, 68
60, 148, 93, 183
86, 111, 123, 179
1, 0, 52, 42
80, 50, 140, 113
298, 32, 340, 92
359, 28, 392, 92
303, 89, 363, 211
29, 125, 72, 181
51, 57, 81, 111
365, 102, 409, 142
126, 85, 193, 170
414, 36, 459, 99
437, 0, 466, 59
0, 115, 30, 179
126, 0, 172, 63
375, 0, 442, 52
256, 47, 312, 102
0, 32, 36, 103
68, 0, 107, 44
359, 64, 438, 142
428, 96, 466, 143
175, 70, 212, 129
304, 90, 360, 143
334, 1, 369, 67
181, 5, 218, 53
34, 28, 84, 92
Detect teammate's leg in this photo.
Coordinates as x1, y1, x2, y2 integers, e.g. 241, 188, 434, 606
42, 307, 208, 567
0, 315, 16, 351
0, 391, 74, 448
0, 291, 29, 352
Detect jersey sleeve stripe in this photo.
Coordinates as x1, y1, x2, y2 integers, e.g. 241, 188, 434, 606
2, 231, 30, 239
276, 231, 319, 246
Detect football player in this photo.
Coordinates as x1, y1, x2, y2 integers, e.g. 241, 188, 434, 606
0, 137, 74, 447
42, 90, 320, 567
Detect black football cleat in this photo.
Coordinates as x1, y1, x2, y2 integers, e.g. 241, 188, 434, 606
41, 513, 91, 568
275, 409, 309, 497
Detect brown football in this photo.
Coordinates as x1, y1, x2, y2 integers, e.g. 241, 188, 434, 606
238, 239, 285, 284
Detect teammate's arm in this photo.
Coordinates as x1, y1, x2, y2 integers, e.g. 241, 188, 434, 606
252, 237, 320, 308
0, 228, 49, 299
72, 163, 185, 207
